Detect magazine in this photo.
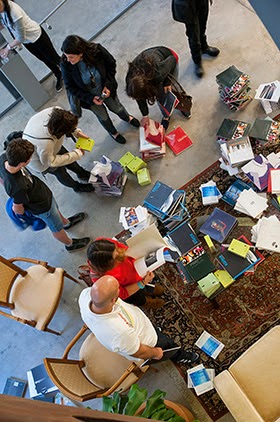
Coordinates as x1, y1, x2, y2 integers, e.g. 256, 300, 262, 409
195, 331, 225, 359
187, 364, 214, 395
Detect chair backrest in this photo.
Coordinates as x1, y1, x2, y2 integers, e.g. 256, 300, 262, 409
0, 256, 27, 308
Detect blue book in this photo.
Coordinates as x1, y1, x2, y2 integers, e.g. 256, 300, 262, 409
221, 179, 253, 206
199, 208, 238, 243
144, 181, 181, 220
216, 248, 260, 279
167, 220, 201, 261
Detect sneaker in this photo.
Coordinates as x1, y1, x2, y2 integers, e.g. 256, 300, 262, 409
142, 297, 165, 309
65, 237, 91, 252
110, 133, 126, 144
161, 118, 170, 131
78, 170, 91, 181
55, 74, 63, 93
202, 46, 220, 57
129, 116, 140, 128
146, 284, 164, 297
64, 212, 86, 230
173, 349, 200, 365
195, 62, 204, 78
74, 183, 95, 193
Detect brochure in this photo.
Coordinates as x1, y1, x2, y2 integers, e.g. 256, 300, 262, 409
195, 331, 225, 359
187, 364, 214, 395
75, 137, 95, 151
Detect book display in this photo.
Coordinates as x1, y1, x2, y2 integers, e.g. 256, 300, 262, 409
254, 80, 280, 114
216, 65, 252, 111
89, 155, 127, 196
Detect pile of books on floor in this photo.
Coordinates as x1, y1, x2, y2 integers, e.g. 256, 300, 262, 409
216, 65, 252, 111
140, 121, 166, 162
143, 180, 190, 231
199, 180, 222, 205
89, 155, 127, 196
249, 117, 280, 146
252, 215, 280, 253
254, 80, 280, 114
119, 205, 155, 235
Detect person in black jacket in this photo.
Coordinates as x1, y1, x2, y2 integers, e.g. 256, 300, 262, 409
171, 0, 219, 77
126, 46, 188, 130
61, 35, 139, 144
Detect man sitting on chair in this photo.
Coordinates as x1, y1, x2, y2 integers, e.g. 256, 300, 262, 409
79, 275, 199, 365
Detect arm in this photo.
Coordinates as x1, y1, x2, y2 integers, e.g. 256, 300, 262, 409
132, 343, 163, 360
97, 44, 117, 94
37, 139, 84, 168
123, 271, 154, 297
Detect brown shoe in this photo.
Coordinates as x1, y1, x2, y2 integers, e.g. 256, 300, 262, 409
142, 297, 165, 309
146, 284, 164, 297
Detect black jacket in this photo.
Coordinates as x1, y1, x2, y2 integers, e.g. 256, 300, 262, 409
172, 0, 208, 24
61, 43, 118, 109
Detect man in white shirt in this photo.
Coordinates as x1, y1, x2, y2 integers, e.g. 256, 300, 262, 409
79, 275, 199, 364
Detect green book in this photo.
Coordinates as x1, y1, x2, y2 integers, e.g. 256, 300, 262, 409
197, 273, 221, 298
75, 137, 95, 151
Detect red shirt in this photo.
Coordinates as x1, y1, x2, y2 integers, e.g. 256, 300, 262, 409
89, 238, 142, 300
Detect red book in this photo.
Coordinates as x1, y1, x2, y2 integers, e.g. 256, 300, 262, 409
165, 127, 193, 155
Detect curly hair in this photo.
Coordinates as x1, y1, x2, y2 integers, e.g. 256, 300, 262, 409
87, 239, 125, 276
47, 107, 78, 138
61, 35, 98, 67
6, 138, 34, 167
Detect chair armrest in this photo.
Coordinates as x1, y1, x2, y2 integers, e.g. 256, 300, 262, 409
214, 371, 264, 422
9, 257, 56, 273
62, 324, 89, 359
0, 309, 36, 327
102, 362, 148, 397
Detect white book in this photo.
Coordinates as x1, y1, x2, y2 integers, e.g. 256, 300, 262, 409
235, 189, 268, 219
187, 368, 215, 388
270, 169, 280, 194
195, 331, 224, 359
187, 364, 214, 396
255, 215, 280, 253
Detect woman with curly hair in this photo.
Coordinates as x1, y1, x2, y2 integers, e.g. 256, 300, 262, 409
61, 35, 139, 144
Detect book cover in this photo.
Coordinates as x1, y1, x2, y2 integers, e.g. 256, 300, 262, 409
221, 179, 253, 206
187, 364, 214, 396
182, 248, 216, 282
166, 220, 200, 260
237, 235, 265, 274
199, 208, 238, 243
139, 127, 161, 152
157, 90, 179, 118
217, 119, 251, 140
226, 136, 254, 166
75, 137, 95, 151
195, 331, 225, 359
249, 118, 280, 142
27, 363, 58, 398
197, 273, 221, 298
241, 154, 273, 191
3, 377, 27, 397
216, 248, 259, 279
214, 269, 235, 288
165, 127, 193, 155
143, 181, 179, 219
228, 238, 250, 258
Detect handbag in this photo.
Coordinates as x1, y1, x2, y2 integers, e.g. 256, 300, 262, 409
168, 74, 193, 117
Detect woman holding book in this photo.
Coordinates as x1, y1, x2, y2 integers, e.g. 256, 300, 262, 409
125, 46, 189, 130
86, 238, 164, 309
61, 35, 140, 144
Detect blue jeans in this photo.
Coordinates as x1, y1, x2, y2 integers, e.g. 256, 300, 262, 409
36, 198, 63, 233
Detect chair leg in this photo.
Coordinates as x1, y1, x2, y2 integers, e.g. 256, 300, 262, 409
64, 271, 81, 284
44, 326, 61, 335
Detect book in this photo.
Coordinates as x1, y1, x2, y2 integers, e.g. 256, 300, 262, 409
143, 119, 164, 146
249, 118, 280, 143
195, 331, 225, 359
27, 363, 58, 398
166, 220, 201, 261
237, 235, 265, 274
255, 215, 280, 253
75, 137, 95, 151
187, 364, 214, 396
197, 273, 221, 298
228, 238, 251, 258
126, 223, 171, 277
217, 119, 251, 140
187, 367, 215, 391
164, 127, 193, 155
119, 206, 147, 230
216, 248, 259, 279
221, 179, 253, 207
199, 180, 221, 205
268, 168, 280, 194
214, 269, 235, 288
234, 189, 268, 218
143, 181, 180, 220
179, 247, 215, 282
199, 208, 238, 243
3, 377, 27, 397
157, 90, 179, 118
226, 136, 254, 167
254, 80, 280, 114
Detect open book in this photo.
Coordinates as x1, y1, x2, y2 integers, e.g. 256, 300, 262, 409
126, 223, 172, 277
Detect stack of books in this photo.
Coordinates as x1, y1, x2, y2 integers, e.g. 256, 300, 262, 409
90, 155, 127, 196
241, 154, 273, 191
197, 273, 221, 298
139, 126, 166, 162
199, 180, 222, 205
234, 188, 268, 218
249, 118, 280, 146
254, 80, 280, 114
216, 65, 252, 111
252, 215, 280, 253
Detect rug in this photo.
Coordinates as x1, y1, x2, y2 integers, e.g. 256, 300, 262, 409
144, 150, 280, 420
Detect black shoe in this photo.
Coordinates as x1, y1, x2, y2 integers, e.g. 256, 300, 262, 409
55, 74, 63, 93
110, 133, 126, 144
172, 349, 199, 365
129, 116, 140, 128
74, 183, 95, 193
195, 62, 204, 78
78, 170, 91, 181
180, 110, 191, 119
65, 237, 91, 252
202, 46, 220, 57
161, 118, 170, 131
64, 212, 86, 230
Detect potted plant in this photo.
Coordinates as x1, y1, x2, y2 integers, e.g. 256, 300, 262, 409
102, 384, 198, 422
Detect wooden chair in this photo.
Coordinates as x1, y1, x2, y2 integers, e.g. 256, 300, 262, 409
44, 324, 149, 402
0, 255, 80, 335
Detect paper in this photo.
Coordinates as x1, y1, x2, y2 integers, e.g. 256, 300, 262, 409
195, 331, 225, 359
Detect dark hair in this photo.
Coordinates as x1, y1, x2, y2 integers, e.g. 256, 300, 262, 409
1, 0, 14, 28
126, 53, 159, 103
47, 108, 78, 138
6, 138, 34, 167
61, 35, 98, 67
4, 131, 23, 150
87, 239, 116, 275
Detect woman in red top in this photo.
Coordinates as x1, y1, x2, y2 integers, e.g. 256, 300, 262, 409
87, 238, 164, 308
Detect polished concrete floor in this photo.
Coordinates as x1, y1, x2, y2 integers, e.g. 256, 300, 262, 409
0, 0, 279, 420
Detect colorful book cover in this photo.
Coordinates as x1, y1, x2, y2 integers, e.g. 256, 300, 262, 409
249, 118, 280, 142
199, 208, 238, 243
167, 220, 200, 260
217, 119, 251, 140
216, 248, 260, 279
181, 247, 216, 282
241, 154, 273, 191
165, 127, 193, 155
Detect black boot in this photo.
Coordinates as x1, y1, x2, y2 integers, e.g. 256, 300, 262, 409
195, 62, 204, 78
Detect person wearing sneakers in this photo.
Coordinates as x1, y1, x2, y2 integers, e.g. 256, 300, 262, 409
0, 138, 90, 252
86, 238, 165, 309
171, 0, 220, 78
23, 107, 94, 193
125, 46, 189, 131
79, 275, 199, 365
0, 0, 63, 93
61, 35, 139, 145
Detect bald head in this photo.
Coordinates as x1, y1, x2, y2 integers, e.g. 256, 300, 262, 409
90, 275, 119, 310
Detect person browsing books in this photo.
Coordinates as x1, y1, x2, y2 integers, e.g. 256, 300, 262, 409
23, 107, 94, 193
125, 46, 190, 131
86, 238, 165, 309
60, 35, 140, 144
79, 275, 199, 364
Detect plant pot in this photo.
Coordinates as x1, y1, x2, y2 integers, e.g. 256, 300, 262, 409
135, 399, 195, 421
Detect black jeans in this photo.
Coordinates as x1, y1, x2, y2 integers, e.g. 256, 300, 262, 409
44, 146, 88, 189
184, 0, 209, 64
124, 288, 146, 307
24, 27, 61, 77
90, 94, 130, 135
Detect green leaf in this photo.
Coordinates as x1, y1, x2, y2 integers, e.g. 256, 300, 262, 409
111, 392, 121, 413
141, 389, 166, 418
166, 416, 185, 422
124, 384, 148, 415
149, 408, 168, 420
118, 395, 129, 414
102, 396, 114, 413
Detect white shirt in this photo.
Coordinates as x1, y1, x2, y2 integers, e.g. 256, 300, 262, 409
79, 289, 158, 361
